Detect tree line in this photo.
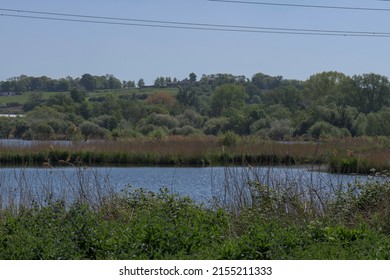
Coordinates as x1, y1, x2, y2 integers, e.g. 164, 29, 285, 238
0, 74, 134, 93
0, 71, 389, 140
0, 73, 198, 93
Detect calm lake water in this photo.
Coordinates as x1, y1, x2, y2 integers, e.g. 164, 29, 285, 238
0, 165, 385, 208
1, 138, 387, 207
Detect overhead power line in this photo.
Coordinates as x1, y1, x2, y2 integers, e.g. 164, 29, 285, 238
1, 8, 390, 37
208, 0, 390, 12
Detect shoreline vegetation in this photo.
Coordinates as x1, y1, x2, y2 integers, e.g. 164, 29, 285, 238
0, 136, 389, 175
0, 162, 390, 260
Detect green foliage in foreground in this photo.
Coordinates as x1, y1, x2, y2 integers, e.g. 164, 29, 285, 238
1, 183, 390, 260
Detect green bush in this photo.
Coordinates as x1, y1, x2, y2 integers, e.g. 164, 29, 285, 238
328, 156, 369, 174
3, 181, 390, 260
217, 130, 239, 147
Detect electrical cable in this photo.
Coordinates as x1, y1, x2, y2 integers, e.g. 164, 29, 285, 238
208, 0, 390, 12
1, 8, 390, 37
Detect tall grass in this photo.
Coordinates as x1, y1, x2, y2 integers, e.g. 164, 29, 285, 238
0, 136, 336, 165
3, 136, 389, 172
0, 164, 115, 214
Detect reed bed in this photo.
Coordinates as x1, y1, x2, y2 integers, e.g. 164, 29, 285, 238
0, 136, 389, 174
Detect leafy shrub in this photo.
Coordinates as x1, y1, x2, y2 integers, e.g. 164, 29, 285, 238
176, 109, 206, 128
328, 156, 369, 174
171, 125, 199, 136
268, 119, 293, 140
217, 130, 239, 147
80, 121, 110, 139
150, 114, 179, 129
308, 121, 347, 140
204, 117, 230, 135
91, 115, 119, 131
148, 127, 168, 140
30, 122, 55, 140
329, 181, 390, 233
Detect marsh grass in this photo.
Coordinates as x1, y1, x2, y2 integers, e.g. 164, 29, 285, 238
325, 137, 390, 174
1, 136, 389, 173
0, 136, 324, 167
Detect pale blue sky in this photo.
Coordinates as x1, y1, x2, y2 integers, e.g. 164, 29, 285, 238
1, 0, 390, 84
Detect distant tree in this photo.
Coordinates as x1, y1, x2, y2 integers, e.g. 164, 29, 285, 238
80, 73, 97, 91
265, 104, 292, 120
23, 92, 44, 111
101, 94, 122, 119
148, 113, 180, 129
210, 84, 247, 116
0, 118, 12, 138
154, 77, 167, 88
107, 75, 122, 89
137, 79, 145, 88
0, 81, 11, 92
308, 121, 348, 140
200, 73, 245, 88
365, 108, 390, 136
252, 72, 283, 90
95, 75, 108, 89
304, 71, 347, 107
46, 92, 74, 112
30, 122, 55, 140
13, 75, 30, 92
70, 88, 86, 103
262, 86, 303, 112
345, 73, 390, 114
176, 109, 205, 128
127, 80, 135, 88
92, 114, 119, 131
313, 105, 359, 134
76, 101, 92, 120
80, 121, 109, 139
189, 72, 197, 83
268, 119, 293, 140
204, 117, 230, 135
176, 86, 200, 108
29, 76, 52, 91
13, 120, 29, 139
55, 78, 70, 92
122, 80, 135, 89
225, 109, 249, 134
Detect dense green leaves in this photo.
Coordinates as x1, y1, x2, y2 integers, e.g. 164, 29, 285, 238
2, 182, 390, 259
210, 84, 247, 116
2, 70, 390, 140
